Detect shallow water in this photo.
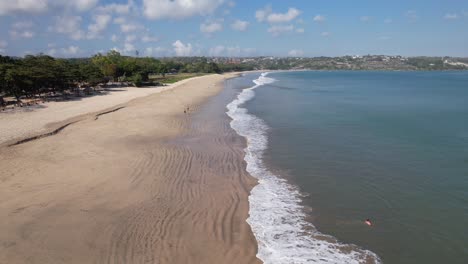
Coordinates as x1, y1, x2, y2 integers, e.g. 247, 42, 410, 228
229, 71, 468, 264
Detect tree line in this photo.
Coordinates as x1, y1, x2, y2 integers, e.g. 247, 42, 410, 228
0, 51, 233, 104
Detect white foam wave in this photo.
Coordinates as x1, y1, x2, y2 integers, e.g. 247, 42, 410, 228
226, 72, 382, 264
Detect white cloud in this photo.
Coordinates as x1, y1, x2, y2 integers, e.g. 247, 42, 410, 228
142, 35, 159, 43
0, 1, 49, 15
172, 40, 192, 56
111, 44, 139, 57
256, 6, 301, 23
255, 5, 272, 22
61, 45, 80, 56
20, 30, 36, 38
267, 25, 294, 36
384, 18, 393, 24
200, 21, 223, 34
52, 16, 82, 33
87, 14, 112, 39
125, 34, 137, 43
123, 42, 136, 54
209, 45, 253, 57
120, 23, 143, 33
209, 45, 225, 56
22, 31, 34, 38
73, 31, 86, 40
360, 16, 371, 22
111, 34, 118, 42
229, 46, 239, 56
145, 46, 166, 56
50, 15, 85, 40
143, 0, 225, 20
0, 0, 97, 15
96, 0, 134, 14
406, 10, 418, 21
444, 13, 459, 20
226, 46, 242, 56
112, 16, 144, 33
231, 19, 249, 31
46, 48, 57, 56
10, 30, 35, 39
266, 8, 301, 23
113, 17, 126, 24
296, 28, 304, 33
243, 48, 256, 56
72, 0, 98, 12
321, 31, 331, 37
0, 40, 7, 52
313, 15, 326, 22
288, 49, 303, 57
227, 1, 235, 8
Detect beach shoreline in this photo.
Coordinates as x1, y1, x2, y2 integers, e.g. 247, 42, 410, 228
0, 73, 261, 264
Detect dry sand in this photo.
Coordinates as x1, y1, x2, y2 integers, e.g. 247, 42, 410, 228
0, 73, 261, 264
0, 76, 214, 146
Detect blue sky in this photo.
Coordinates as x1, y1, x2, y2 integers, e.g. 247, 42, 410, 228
0, 0, 467, 57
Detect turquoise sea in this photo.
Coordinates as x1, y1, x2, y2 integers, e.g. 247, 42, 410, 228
226, 71, 468, 264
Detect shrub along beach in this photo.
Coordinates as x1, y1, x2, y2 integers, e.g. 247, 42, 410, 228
0, 51, 254, 108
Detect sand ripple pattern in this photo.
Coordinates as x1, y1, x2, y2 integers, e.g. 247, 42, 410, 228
0, 73, 259, 264
102, 112, 259, 263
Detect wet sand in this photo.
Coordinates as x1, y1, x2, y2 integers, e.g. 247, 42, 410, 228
0, 74, 261, 264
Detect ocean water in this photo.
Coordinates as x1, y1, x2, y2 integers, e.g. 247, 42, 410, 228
226, 71, 468, 264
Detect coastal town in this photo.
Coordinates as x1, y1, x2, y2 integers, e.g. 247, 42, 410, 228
210, 55, 468, 71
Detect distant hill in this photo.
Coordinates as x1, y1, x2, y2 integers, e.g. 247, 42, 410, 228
207, 55, 468, 71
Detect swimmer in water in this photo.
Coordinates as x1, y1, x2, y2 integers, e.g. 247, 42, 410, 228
365, 219, 373, 226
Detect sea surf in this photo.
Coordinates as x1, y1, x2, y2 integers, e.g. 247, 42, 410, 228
226, 72, 382, 264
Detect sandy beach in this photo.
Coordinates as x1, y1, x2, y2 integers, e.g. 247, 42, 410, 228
0, 74, 261, 264
0, 75, 221, 146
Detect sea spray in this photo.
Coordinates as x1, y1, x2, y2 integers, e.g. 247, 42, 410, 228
226, 72, 381, 264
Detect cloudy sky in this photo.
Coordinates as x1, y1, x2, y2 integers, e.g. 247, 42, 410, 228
0, 0, 467, 57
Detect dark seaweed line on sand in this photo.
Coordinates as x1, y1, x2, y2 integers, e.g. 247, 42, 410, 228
9, 121, 78, 147
8, 106, 126, 147
94, 107, 125, 120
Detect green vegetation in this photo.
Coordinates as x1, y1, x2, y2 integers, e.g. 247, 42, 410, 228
405, 57, 467, 70
0, 51, 227, 106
